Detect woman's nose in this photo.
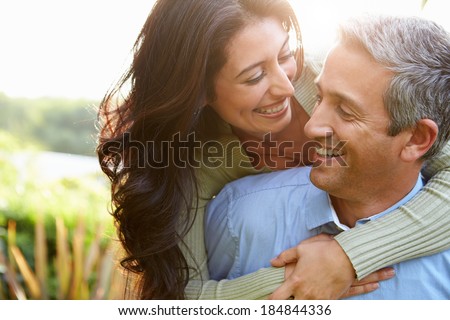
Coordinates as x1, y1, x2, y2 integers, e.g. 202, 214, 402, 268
268, 64, 295, 98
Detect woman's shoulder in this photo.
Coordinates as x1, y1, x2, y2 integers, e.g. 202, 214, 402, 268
194, 129, 262, 200
295, 52, 325, 115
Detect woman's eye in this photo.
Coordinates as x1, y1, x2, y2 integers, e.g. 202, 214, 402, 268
246, 71, 266, 85
279, 52, 293, 62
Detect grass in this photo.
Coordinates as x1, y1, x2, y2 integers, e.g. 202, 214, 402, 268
0, 130, 126, 299
0, 218, 126, 300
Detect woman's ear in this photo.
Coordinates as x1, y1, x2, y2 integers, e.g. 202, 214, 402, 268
400, 119, 438, 162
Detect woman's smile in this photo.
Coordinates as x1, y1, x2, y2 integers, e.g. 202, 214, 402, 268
209, 17, 297, 138
254, 98, 290, 117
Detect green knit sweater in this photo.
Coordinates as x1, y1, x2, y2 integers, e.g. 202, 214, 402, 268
182, 58, 450, 299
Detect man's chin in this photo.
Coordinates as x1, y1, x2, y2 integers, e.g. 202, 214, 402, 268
309, 167, 337, 191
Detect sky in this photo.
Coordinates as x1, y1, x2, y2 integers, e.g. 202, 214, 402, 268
0, 0, 447, 100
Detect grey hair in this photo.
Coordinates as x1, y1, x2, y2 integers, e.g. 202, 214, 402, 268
338, 15, 450, 159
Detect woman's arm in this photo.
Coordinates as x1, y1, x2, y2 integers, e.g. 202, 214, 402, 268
185, 143, 393, 300
183, 154, 285, 299
338, 140, 450, 279
270, 141, 450, 299
185, 268, 285, 300
181, 181, 286, 299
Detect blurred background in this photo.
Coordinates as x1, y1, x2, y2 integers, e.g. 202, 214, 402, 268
0, 0, 447, 299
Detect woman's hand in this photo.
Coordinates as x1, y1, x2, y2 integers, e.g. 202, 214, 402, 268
342, 268, 394, 298
269, 234, 395, 299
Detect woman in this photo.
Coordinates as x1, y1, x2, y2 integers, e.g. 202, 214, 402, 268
97, 0, 450, 299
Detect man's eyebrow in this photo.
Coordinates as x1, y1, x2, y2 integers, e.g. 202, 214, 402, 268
314, 80, 361, 109
235, 35, 290, 79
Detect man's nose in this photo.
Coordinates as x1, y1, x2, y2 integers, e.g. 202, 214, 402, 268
304, 102, 334, 141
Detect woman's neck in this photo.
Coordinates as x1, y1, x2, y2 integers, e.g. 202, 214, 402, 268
233, 98, 314, 170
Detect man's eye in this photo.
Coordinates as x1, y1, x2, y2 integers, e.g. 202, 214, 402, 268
314, 94, 323, 105
336, 105, 353, 119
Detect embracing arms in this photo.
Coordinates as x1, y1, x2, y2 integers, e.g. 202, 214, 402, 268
270, 142, 450, 299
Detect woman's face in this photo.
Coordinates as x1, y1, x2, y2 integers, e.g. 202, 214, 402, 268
209, 17, 297, 139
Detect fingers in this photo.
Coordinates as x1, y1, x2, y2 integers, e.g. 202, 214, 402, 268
269, 283, 294, 300
284, 262, 296, 279
271, 234, 335, 267
270, 247, 298, 267
341, 282, 380, 298
342, 268, 395, 299
352, 267, 395, 285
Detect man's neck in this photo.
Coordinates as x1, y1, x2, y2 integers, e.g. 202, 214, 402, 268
330, 173, 422, 228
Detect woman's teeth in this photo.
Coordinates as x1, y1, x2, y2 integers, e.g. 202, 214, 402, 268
316, 147, 343, 157
255, 101, 287, 114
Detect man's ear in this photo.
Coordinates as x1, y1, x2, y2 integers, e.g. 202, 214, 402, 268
400, 119, 438, 162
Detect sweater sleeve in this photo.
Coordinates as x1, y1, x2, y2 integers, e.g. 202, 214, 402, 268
185, 268, 285, 300
182, 179, 286, 299
184, 56, 450, 298
182, 132, 285, 299
335, 141, 450, 279
298, 55, 450, 281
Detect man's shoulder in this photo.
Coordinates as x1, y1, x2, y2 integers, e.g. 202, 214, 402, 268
219, 166, 313, 201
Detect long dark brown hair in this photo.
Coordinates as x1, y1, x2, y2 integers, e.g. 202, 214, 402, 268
97, 0, 303, 299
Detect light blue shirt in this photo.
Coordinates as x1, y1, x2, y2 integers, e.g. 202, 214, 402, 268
205, 167, 450, 299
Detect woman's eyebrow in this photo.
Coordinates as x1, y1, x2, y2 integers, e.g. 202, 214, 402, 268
235, 35, 290, 79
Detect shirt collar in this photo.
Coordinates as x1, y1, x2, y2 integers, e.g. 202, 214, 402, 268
305, 183, 334, 230
352, 174, 424, 227
305, 174, 424, 230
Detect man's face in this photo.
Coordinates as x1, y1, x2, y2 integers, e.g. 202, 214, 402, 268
304, 42, 410, 201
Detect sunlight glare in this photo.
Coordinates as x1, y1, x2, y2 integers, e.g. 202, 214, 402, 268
0, 0, 446, 100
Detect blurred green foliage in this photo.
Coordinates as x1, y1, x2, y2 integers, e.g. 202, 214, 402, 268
0, 96, 123, 299
0, 92, 99, 156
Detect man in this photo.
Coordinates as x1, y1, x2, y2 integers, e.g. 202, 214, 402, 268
205, 15, 450, 299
